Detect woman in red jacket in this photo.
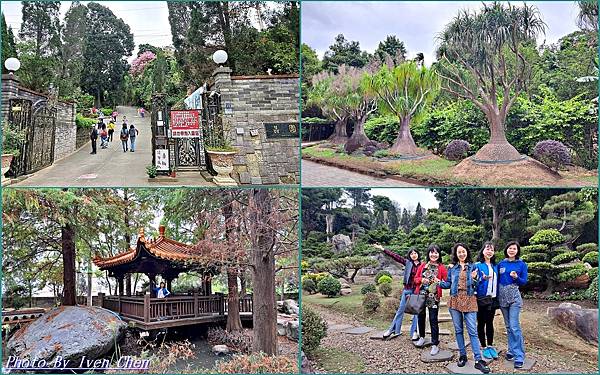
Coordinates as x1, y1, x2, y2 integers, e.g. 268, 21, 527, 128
414, 244, 448, 356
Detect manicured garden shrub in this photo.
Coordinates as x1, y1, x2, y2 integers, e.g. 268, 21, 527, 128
551, 251, 579, 265
364, 115, 400, 145
377, 275, 393, 285
362, 292, 381, 312
301, 306, 328, 355
374, 270, 392, 284
302, 278, 317, 294
582, 251, 598, 266
382, 297, 399, 318
361, 283, 377, 295
521, 253, 548, 263
317, 276, 341, 297
304, 272, 330, 284
379, 282, 392, 297
443, 140, 470, 161
215, 353, 298, 373
75, 113, 96, 129
530, 229, 565, 246
577, 243, 597, 255
100, 108, 114, 116
556, 266, 587, 283
532, 140, 571, 171
588, 267, 598, 280
373, 149, 390, 158
586, 276, 598, 302
527, 262, 554, 272
520, 244, 548, 254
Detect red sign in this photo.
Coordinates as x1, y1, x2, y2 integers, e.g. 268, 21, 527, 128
170, 110, 201, 138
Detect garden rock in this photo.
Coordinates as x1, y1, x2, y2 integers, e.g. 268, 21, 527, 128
342, 326, 373, 335
547, 302, 598, 345
285, 320, 299, 341
339, 279, 351, 289
360, 252, 404, 276
340, 288, 352, 296
7, 306, 126, 365
283, 299, 299, 315
501, 357, 536, 370
447, 360, 485, 374
331, 234, 352, 254
212, 344, 230, 355
420, 349, 453, 363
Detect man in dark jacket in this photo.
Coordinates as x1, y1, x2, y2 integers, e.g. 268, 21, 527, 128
90, 126, 98, 154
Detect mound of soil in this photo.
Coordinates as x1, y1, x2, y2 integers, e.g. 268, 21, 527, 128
453, 157, 562, 186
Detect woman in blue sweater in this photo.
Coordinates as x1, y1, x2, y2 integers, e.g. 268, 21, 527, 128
474, 241, 499, 360
498, 241, 528, 369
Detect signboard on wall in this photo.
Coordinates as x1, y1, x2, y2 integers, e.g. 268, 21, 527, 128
170, 110, 201, 138
155, 149, 169, 171
184, 86, 204, 110
264, 122, 299, 139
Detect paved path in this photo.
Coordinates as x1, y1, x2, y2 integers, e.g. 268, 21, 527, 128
301, 159, 420, 187
14, 106, 212, 187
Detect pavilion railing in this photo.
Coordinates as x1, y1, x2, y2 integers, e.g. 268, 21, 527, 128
99, 293, 253, 323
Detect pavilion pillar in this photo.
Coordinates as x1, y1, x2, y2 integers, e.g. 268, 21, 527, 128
125, 274, 132, 296
203, 276, 212, 296
117, 275, 124, 296
166, 279, 172, 293
148, 273, 157, 297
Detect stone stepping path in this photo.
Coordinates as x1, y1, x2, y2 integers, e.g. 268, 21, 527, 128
342, 326, 374, 335
420, 349, 454, 363
327, 323, 353, 332
501, 357, 536, 371
446, 360, 488, 374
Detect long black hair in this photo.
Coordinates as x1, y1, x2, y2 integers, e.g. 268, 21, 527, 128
504, 240, 521, 259
427, 244, 441, 262
477, 241, 497, 264
406, 248, 420, 262
451, 243, 472, 264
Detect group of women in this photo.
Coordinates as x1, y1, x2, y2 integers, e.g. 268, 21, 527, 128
377, 241, 528, 374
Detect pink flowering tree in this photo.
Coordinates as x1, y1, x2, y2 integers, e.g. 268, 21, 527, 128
129, 51, 156, 76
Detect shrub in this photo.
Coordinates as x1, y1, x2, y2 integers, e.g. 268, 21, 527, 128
301, 306, 328, 355
530, 229, 565, 246
577, 243, 597, 255
364, 115, 400, 145
302, 278, 317, 294
373, 149, 390, 158
551, 251, 579, 265
75, 113, 96, 129
377, 275, 393, 285
582, 251, 598, 266
361, 283, 377, 295
521, 253, 548, 263
374, 270, 392, 284
304, 272, 330, 284
444, 140, 470, 161
586, 276, 598, 302
362, 292, 381, 312
532, 140, 571, 170
100, 108, 114, 116
317, 276, 341, 297
556, 266, 587, 283
382, 297, 399, 318
527, 262, 554, 272
521, 244, 548, 254
207, 327, 252, 353
379, 282, 392, 297
215, 353, 298, 374
588, 267, 598, 280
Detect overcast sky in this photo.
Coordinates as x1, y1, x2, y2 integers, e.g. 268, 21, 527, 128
302, 1, 581, 64
1, 1, 172, 62
370, 188, 439, 211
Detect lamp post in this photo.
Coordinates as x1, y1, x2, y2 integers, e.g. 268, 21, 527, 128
212, 50, 228, 66
4, 57, 21, 75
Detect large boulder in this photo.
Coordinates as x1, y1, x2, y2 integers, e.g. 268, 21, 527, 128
283, 299, 299, 315
331, 234, 352, 255
276, 314, 299, 342
360, 253, 405, 276
7, 306, 127, 364
547, 303, 598, 345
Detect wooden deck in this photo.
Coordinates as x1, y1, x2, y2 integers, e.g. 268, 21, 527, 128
100, 293, 253, 330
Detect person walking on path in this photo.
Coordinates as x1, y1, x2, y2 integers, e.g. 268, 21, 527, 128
439, 243, 490, 374
414, 244, 448, 356
128, 124, 139, 152
90, 126, 98, 154
107, 120, 116, 142
120, 124, 129, 152
373, 244, 420, 340
139, 107, 145, 118
97, 117, 103, 131
100, 124, 108, 149
475, 241, 499, 360
498, 241, 528, 369
112, 110, 118, 122
122, 115, 128, 125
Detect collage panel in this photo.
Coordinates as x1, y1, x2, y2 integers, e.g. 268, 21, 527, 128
300, 187, 599, 374
1, 1, 299, 188
2, 187, 299, 373
301, 1, 598, 188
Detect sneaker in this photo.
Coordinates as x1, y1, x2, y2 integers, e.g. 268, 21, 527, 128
474, 360, 491, 374
505, 353, 514, 361
415, 337, 425, 347
489, 347, 498, 359
514, 361, 524, 369
411, 331, 419, 341
457, 355, 467, 367
383, 329, 392, 338
482, 347, 492, 359
430, 345, 439, 356
389, 332, 400, 340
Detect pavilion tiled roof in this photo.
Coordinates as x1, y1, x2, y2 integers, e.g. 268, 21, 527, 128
93, 226, 207, 269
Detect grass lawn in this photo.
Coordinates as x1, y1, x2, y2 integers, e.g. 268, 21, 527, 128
311, 347, 366, 373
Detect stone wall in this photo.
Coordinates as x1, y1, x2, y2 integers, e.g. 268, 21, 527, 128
76, 127, 90, 149
210, 68, 299, 185
1, 74, 76, 162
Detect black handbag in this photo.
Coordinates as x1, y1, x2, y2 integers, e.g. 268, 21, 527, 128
477, 295, 494, 310
405, 292, 426, 315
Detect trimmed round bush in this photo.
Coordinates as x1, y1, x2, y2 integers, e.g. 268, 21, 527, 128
382, 297, 399, 319
521, 244, 548, 254
301, 306, 328, 355
588, 267, 598, 280
379, 282, 392, 297
527, 262, 554, 272
362, 292, 381, 312
530, 229, 565, 246
577, 243, 598, 255
377, 275, 393, 285
533, 140, 571, 170
361, 283, 377, 295
317, 276, 341, 297
556, 267, 587, 283
521, 253, 548, 263
444, 140, 470, 161
374, 270, 392, 284
302, 278, 317, 294
586, 276, 598, 302
582, 251, 598, 266
551, 251, 579, 265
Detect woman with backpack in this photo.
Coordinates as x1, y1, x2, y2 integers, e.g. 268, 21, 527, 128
120, 124, 129, 152
128, 124, 139, 152
100, 124, 108, 149
475, 241, 499, 360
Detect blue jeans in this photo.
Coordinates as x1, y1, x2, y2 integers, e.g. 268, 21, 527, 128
449, 308, 482, 361
500, 302, 525, 362
389, 289, 418, 335
130, 137, 136, 151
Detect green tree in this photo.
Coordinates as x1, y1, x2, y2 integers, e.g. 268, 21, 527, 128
19, 1, 61, 58
301, 43, 322, 86
322, 34, 369, 73
340, 65, 378, 152
1, 13, 17, 74
437, 2, 546, 161
58, 2, 88, 96
372, 196, 399, 231
307, 71, 350, 144
374, 35, 406, 65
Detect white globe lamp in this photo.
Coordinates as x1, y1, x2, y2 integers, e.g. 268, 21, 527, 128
4, 57, 21, 74
212, 50, 228, 66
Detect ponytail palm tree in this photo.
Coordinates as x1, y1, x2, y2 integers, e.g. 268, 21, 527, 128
308, 71, 350, 144
437, 2, 546, 162
367, 61, 440, 155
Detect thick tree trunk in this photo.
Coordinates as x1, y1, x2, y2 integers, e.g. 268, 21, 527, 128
474, 111, 521, 161
226, 268, 243, 332
325, 214, 334, 242
62, 224, 77, 306
328, 117, 349, 144
344, 116, 372, 153
126, 274, 132, 296
240, 269, 247, 297
251, 189, 277, 355
390, 116, 420, 155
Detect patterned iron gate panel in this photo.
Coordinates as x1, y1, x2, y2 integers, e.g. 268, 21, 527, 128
201, 92, 224, 149
28, 105, 56, 173
7, 99, 33, 177
175, 137, 203, 169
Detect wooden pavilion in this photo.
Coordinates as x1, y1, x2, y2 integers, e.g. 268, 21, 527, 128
93, 226, 252, 330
